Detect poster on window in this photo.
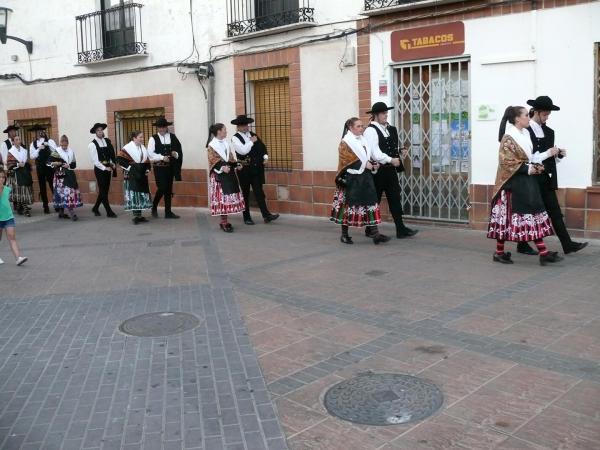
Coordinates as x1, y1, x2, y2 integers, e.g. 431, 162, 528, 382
450, 111, 469, 160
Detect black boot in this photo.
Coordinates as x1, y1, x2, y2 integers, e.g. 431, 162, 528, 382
493, 252, 514, 264
540, 251, 564, 266
517, 241, 538, 255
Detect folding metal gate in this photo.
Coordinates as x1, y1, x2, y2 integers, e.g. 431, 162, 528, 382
394, 59, 471, 222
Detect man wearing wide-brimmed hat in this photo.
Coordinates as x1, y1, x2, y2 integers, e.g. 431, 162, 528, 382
517, 96, 587, 256
231, 114, 279, 225
29, 124, 57, 214
88, 122, 118, 218
1, 125, 20, 171
363, 102, 417, 239
147, 117, 183, 219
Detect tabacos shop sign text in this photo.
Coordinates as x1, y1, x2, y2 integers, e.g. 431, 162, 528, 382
391, 22, 465, 62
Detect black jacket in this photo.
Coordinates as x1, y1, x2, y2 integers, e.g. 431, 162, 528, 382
526, 124, 557, 190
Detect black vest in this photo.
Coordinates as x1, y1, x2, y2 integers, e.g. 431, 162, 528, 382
526, 125, 557, 190
234, 132, 267, 167
92, 137, 116, 164
33, 137, 52, 166
4, 139, 11, 150
368, 123, 404, 172
151, 133, 181, 157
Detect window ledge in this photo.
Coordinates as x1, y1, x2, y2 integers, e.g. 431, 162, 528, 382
225, 22, 318, 42
361, 0, 466, 16
75, 52, 148, 67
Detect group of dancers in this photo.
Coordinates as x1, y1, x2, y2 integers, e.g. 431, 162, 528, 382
0, 97, 590, 267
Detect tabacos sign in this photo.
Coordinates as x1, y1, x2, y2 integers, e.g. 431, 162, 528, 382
391, 22, 465, 62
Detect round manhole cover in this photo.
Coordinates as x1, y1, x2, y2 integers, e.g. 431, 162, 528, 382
119, 312, 201, 337
324, 373, 443, 426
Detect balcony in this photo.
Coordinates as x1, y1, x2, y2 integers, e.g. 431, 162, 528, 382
363, 0, 466, 15
226, 0, 315, 40
76, 3, 146, 64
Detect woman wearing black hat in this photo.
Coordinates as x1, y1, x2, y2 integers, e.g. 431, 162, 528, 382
29, 125, 56, 214
331, 117, 389, 244
116, 131, 153, 225
487, 106, 562, 266
231, 114, 279, 225
88, 123, 118, 218
5, 135, 34, 217
206, 123, 245, 232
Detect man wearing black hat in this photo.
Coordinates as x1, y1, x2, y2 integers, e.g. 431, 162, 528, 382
88, 123, 117, 218
147, 117, 183, 219
1, 125, 19, 171
29, 125, 56, 214
363, 102, 417, 239
231, 115, 279, 225
517, 96, 587, 256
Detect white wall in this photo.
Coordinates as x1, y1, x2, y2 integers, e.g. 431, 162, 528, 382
0, 68, 208, 170
370, 3, 600, 188
300, 38, 359, 171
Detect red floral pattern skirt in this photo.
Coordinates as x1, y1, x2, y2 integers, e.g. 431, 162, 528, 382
487, 190, 553, 242
209, 173, 245, 216
330, 187, 381, 227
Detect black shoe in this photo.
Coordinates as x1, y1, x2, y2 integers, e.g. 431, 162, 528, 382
151, 208, 158, 218
165, 212, 180, 219
372, 234, 391, 245
132, 217, 141, 225
517, 242, 538, 255
106, 211, 117, 218
564, 241, 588, 254
397, 228, 418, 238
493, 252, 514, 264
43, 206, 50, 214
138, 217, 148, 223
264, 213, 280, 223
219, 223, 234, 233
59, 213, 69, 219
340, 235, 353, 244
24, 211, 31, 217
244, 218, 255, 225
540, 251, 564, 266
71, 215, 78, 222
92, 208, 101, 217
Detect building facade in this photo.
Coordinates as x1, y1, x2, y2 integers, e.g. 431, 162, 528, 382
1, 0, 599, 237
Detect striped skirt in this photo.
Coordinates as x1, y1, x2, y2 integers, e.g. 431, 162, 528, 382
7, 173, 33, 205
123, 180, 152, 211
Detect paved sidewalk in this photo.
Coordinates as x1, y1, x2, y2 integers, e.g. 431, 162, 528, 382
0, 206, 599, 450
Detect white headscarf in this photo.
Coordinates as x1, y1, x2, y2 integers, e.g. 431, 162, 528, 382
123, 141, 148, 163
208, 137, 235, 162
56, 146, 75, 165
8, 145, 28, 164
505, 123, 533, 160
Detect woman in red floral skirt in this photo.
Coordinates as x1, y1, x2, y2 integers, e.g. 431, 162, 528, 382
488, 106, 562, 266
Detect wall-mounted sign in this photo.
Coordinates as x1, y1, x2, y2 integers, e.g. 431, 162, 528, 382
378, 80, 388, 96
391, 22, 465, 62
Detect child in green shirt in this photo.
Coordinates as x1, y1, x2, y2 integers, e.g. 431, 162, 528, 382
0, 170, 27, 266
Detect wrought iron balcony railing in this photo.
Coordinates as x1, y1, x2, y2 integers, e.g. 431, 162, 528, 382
227, 0, 315, 38
364, 0, 449, 11
76, 3, 146, 64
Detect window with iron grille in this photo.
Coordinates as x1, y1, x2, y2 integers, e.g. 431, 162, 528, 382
244, 66, 292, 171
12, 118, 53, 153
114, 107, 165, 150
594, 43, 600, 184
226, 0, 314, 37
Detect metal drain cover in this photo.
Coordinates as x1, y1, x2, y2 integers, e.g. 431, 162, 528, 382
119, 312, 201, 337
324, 373, 443, 426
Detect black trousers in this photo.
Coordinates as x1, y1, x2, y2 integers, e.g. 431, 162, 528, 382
238, 167, 269, 219
370, 166, 406, 232
152, 166, 174, 214
36, 165, 54, 207
93, 167, 114, 213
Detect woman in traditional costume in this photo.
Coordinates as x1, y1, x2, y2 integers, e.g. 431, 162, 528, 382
5, 135, 33, 217
206, 123, 245, 232
488, 106, 562, 265
48, 135, 82, 221
330, 117, 390, 244
116, 131, 153, 224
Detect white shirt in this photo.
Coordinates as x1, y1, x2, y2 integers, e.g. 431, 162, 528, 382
8, 145, 28, 164
231, 131, 254, 156
0, 138, 12, 167
529, 120, 560, 164
342, 132, 371, 175
208, 137, 235, 174
363, 122, 393, 165
120, 141, 149, 170
88, 137, 111, 171
147, 132, 179, 162
29, 137, 57, 159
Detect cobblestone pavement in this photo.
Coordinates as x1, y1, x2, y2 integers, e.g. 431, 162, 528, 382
0, 205, 599, 450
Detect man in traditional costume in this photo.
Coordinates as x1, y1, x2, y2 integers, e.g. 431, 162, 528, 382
1, 125, 19, 172
230, 114, 279, 225
147, 117, 183, 219
488, 106, 562, 266
29, 125, 56, 214
88, 122, 118, 218
517, 96, 587, 256
331, 117, 390, 244
363, 102, 417, 239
